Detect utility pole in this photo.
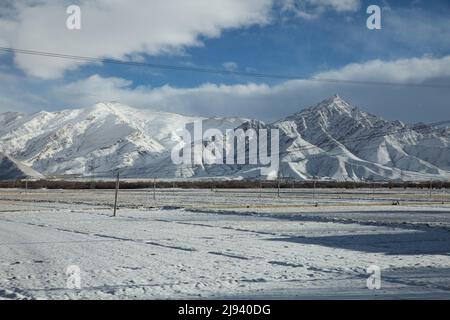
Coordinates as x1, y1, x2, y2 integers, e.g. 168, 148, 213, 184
91, 161, 96, 189
113, 171, 120, 217
429, 179, 433, 201
153, 177, 156, 201
277, 179, 281, 198
172, 181, 176, 198
313, 176, 317, 202
443, 181, 447, 204
259, 180, 262, 199
277, 169, 281, 198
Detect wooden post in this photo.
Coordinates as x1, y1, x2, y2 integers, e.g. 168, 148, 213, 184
443, 183, 447, 204
313, 177, 317, 202
277, 179, 281, 198
172, 181, 175, 198
91, 171, 96, 189
429, 179, 433, 201
153, 177, 156, 201
259, 180, 262, 199
113, 172, 120, 217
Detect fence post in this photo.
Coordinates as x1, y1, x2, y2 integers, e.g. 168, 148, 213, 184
313, 177, 317, 202
429, 179, 433, 201
113, 171, 120, 217
312, 176, 319, 206
259, 180, 262, 199
153, 177, 156, 201
277, 179, 280, 198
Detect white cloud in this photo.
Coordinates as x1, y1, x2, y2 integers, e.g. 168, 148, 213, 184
280, 0, 360, 19
315, 55, 450, 84
48, 55, 450, 121
2, 55, 450, 123
306, 0, 360, 12
0, 69, 48, 113
384, 7, 450, 50
0, 0, 273, 78
0, 17, 15, 47
222, 61, 238, 71
0, 0, 372, 78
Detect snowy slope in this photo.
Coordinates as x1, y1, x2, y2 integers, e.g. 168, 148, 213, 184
0, 98, 449, 181
0, 112, 24, 129
190, 95, 450, 181
0, 102, 248, 177
0, 153, 44, 180
273, 95, 450, 181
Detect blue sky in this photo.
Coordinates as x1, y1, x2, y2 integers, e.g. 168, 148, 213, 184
0, 0, 450, 123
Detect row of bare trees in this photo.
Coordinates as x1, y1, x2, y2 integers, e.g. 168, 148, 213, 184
1, 179, 449, 190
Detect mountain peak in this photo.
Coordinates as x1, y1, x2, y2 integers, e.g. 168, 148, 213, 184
314, 94, 354, 112
280, 95, 359, 123
91, 101, 125, 111
331, 93, 342, 100
86, 102, 138, 119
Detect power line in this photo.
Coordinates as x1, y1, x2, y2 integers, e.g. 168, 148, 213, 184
1, 47, 450, 89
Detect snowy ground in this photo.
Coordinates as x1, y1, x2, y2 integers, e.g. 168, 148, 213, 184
0, 188, 450, 300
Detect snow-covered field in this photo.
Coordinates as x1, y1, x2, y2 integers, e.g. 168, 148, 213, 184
1, 188, 450, 300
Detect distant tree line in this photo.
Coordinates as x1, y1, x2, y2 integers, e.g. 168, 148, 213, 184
0, 179, 449, 190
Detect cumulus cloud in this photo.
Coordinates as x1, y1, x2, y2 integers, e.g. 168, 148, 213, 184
304, 0, 360, 12
315, 55, 450, 84
1, 1, 449, 124
2, 52, 450, 122
280, 0, 360, 19
46, 55, 450, 122
384, 7, 450, 51
0, 69, 48, 113
0, 0, 373, 78
0, 0, 273, 78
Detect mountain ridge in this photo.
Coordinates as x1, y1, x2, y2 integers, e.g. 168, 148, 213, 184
0, 97, 449, 181
0, 152, 44, 180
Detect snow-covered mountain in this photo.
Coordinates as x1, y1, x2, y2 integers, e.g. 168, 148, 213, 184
273, 95, 450, 181
0, 153, 44, 180
0, 102, 249, 179
0, 97, 449, 181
